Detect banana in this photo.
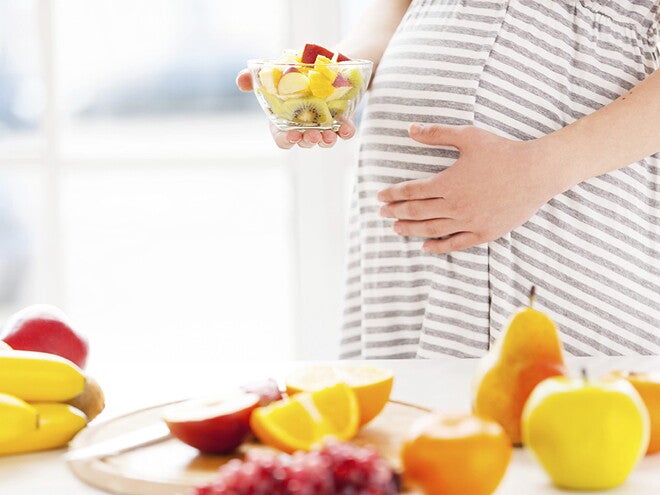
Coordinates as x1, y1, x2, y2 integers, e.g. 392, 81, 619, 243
0, 350, 86, 402
0, 403, 87, 455
0, 393, 38, 442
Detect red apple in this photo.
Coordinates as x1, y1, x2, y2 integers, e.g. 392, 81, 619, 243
301, 43, 350, 64
1, 305, 89, 369
162, 391, 260, 454
333, 73, 352, 88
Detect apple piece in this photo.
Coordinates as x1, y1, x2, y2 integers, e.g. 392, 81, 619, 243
301, 43, 350, 64
1, 305, 89, 369
522, 370, 650, 490
282, 66, 300, 75
332, 73, 351, 88
258, 66, 282, 95
301, 43, 334, 64
278, 71, 310, 96
240, 378, 283, 406
162, 391, 260, 454
326, 86, 351, 102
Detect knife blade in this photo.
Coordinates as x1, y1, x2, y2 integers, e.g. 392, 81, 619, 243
65, 422, 172, 462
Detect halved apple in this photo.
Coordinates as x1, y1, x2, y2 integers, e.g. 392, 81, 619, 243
162, 391, 259, 454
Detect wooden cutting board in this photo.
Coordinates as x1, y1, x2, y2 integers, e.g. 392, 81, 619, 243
68, 400, 429, 495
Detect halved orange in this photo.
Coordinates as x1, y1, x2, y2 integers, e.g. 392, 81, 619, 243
250, 382, 359, 454
285, 365, 394, 426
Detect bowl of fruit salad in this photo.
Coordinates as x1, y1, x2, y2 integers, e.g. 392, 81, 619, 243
248, 44, 373, 131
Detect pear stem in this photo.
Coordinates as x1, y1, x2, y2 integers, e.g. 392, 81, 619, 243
529, 286, 536, 308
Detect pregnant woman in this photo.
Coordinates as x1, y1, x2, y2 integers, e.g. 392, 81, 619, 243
238, 0, 660, 359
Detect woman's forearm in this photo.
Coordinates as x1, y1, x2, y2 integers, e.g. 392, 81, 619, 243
335, 0, 411, 69
534, 69, 660, 195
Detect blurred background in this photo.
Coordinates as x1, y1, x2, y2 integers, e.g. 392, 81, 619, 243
0, 0, 372, 372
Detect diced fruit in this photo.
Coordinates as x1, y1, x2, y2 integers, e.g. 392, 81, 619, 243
341, 68, 365, 101
308, 70, 335, 98
258, 66, 282, 95
162, 391, 260, 454
327, 99, 348, 118
250, 382, 359, 453
326, 86, 351, 102
286, 365, 393, 426
1, 304, 89, 369
401, 413, 512, 495
192, 440, 397, 495
0, 393, 38, 443
277, 71, 310, 96
332, 73, 351, 88
281, 98, 333, 127
301, 43, 350, 65
257, 89, 285, 115
313, 56, 337, 81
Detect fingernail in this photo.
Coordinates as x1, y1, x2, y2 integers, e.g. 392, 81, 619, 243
339, 129, 350, 138
410, 123, 424, 135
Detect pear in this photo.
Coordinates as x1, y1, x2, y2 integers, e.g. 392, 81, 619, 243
472, 287, 567, 445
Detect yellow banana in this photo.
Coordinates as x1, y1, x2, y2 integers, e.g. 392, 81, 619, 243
0, 393, 38, 442
0, 403, 87, 455
0, 350, 86, 402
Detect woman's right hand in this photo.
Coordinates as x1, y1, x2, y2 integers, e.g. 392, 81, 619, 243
236, 69, 356, 150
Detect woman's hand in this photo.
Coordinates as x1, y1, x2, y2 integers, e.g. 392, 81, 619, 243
378, 124, 565, 254
236, 70, 356, 149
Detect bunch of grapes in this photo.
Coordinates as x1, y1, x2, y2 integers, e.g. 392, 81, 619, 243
192, 441, 399, 495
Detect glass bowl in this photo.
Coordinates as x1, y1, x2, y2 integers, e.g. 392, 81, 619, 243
248, 58, 373, 132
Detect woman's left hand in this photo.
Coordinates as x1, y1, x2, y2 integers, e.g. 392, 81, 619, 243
378, 124, 565, 254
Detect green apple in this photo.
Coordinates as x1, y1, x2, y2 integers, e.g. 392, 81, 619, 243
522, 370, 650, 490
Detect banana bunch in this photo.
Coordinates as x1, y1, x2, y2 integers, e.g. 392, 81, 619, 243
0, 349, 101, 455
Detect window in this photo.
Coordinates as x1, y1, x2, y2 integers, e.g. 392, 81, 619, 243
0, 1, 374, 369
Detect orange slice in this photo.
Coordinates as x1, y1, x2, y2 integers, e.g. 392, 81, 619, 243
285, 365, 394, 426
250, 382, 359, 454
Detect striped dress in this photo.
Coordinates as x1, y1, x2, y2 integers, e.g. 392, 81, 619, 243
340, 0, 660, 359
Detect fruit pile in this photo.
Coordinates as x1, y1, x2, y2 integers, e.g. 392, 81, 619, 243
0, 305, 104, 456
193, 441, 398, 495
401, 286, 660, 495
250, 43, 371, 129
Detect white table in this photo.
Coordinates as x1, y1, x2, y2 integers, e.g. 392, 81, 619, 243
2, 356, 660, 494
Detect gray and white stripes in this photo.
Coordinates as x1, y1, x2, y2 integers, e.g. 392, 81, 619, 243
340, 0, 660, 359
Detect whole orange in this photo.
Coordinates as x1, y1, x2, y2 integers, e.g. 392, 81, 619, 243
401, 412, 512, 495
605, 371, 660, 455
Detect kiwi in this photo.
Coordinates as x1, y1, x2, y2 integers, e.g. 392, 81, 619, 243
327, 99, 348, 118
342, 68, 364, 101
257, 89, 284, 116
281, 97, 333, 127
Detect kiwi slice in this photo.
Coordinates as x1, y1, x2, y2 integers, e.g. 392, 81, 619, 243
327, 99, 348, 118
281, 97, 333, 127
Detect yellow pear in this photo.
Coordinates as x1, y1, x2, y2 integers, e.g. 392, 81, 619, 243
472, 287, 567, 445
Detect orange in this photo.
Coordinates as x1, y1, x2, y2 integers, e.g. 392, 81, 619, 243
401, 412, 512, 495
285, 365, 393, 426
604, 370, 660, 455
250, 382, 359, 454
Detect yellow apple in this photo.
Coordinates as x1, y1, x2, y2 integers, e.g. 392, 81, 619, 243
522, 371, 650, 490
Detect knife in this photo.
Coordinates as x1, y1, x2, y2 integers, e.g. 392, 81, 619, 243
65, 422, 172, 462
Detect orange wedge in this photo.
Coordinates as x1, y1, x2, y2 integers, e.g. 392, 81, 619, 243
250, 382, 359, 454
285, 365, 394, 426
